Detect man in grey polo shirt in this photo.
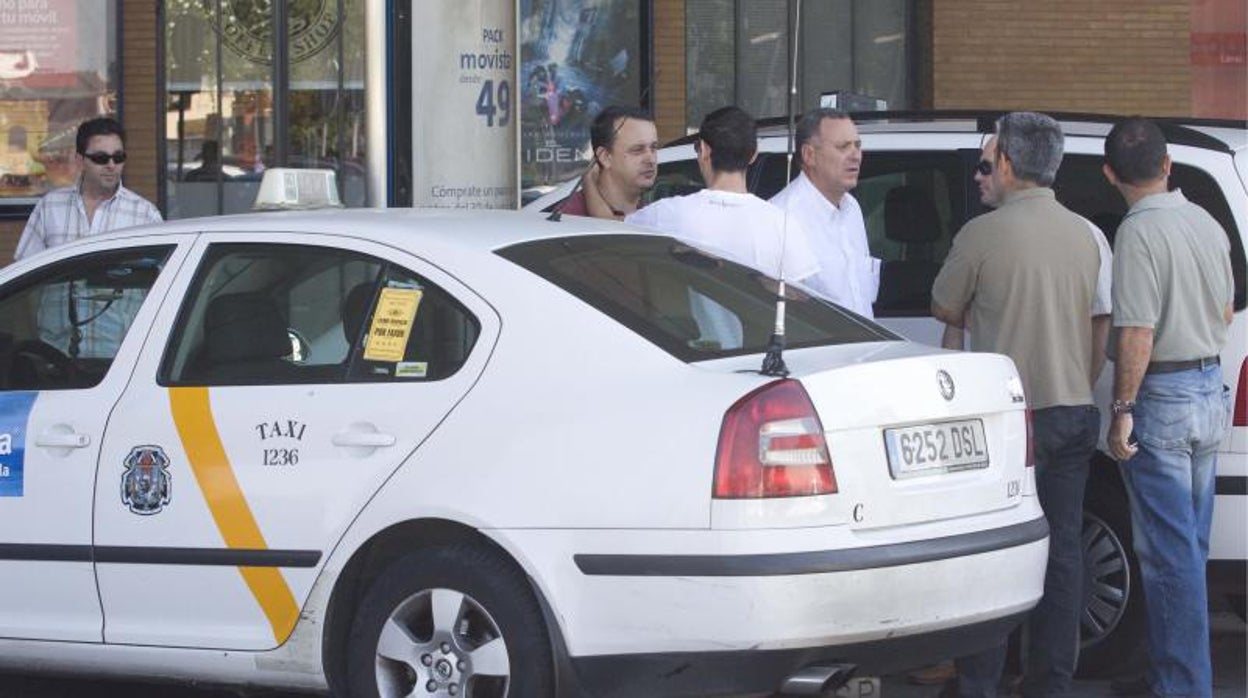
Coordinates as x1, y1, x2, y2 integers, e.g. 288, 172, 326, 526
1103, 117, 1233, 698
932, 112, 1100, 698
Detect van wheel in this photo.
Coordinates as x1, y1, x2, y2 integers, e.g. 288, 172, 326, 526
1077, 482, 1148, 677
346, 544, 554, 698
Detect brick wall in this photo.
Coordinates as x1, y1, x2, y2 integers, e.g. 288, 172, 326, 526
932, 0, 1191, 115
0, 0, 162, 263
121, 0, 162, 208
652, 0, 688, 142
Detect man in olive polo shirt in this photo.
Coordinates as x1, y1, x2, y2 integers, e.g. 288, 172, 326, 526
1103, 118, 1233, 698
932, 112, 1100, 698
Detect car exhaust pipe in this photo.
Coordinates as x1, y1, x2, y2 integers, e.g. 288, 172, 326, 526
780, 662, 857, 695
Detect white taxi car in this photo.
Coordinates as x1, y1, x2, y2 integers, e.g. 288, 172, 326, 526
0, 209, 1045, 697
531, 111, 1248, 676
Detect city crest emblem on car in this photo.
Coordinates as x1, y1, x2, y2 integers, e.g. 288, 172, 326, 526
937, 370, 955, 401
121, 445, 171, 515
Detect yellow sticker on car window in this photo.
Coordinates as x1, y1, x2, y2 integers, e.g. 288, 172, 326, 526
364, 287, 422, 362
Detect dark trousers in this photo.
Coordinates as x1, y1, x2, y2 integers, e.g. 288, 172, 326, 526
957, 405, 1099, 698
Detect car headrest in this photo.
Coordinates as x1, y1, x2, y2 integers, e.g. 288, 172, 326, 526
203, 292, 291, 364
884, 185, 943, 244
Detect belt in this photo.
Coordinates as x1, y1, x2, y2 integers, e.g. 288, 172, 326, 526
1146, 356, 1220, 374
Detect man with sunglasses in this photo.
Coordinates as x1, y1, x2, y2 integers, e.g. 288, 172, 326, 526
15, 116, 161, 261
932, 112, 1101, 698
13, 117, 161, 362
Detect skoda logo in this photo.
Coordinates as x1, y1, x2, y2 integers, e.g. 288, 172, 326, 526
937, 370, 955, 401
213, 0, 341, 65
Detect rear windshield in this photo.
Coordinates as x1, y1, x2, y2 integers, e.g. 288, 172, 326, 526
498, 234, 896, 362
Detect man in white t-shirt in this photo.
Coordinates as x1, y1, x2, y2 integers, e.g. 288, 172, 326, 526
771, 109, 879, 317
626, 106, 818, 284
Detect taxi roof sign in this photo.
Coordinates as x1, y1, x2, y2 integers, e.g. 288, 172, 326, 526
253, 168, 344, 210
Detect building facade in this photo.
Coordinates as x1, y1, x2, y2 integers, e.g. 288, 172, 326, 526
0, 0, 1243, 258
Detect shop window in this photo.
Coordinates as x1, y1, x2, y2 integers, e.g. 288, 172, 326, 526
163, 0, 369, 219
685, 0, 914, 129
0, 2, 119, 206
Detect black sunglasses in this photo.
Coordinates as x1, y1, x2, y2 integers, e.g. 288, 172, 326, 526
975, 159, 992, 176
84, 151, 126, 165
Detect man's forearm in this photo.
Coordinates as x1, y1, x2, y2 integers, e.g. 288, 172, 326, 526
1113, 326, 1153, 402
931, 302, 964, 329
941, 323, 964, 350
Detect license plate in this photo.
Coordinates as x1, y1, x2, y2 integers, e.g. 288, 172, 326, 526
884, 418, 989, 478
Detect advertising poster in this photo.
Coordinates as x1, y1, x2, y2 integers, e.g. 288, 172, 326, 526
0, 392, 36, 497
0, 0, 101, 201
519, 0, 641, 198
412, 0, 517, 209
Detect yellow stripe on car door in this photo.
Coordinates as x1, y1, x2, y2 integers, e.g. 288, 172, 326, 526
169, 386, 299, 644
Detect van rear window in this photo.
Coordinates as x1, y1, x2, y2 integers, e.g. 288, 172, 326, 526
498, 234, 895, 362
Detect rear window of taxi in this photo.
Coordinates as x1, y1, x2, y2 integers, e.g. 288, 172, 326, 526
498, 234, 895, 362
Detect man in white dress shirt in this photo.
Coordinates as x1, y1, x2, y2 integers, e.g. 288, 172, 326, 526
771, 109, 879, 317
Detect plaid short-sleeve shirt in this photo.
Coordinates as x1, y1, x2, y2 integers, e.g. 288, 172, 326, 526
15, 182, 162, 261
14, 182, 163, 359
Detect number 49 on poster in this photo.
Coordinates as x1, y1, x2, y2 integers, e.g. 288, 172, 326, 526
476, 79, 511, 127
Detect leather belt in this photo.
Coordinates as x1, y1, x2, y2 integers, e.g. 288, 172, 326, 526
1146, 356, 1220, 374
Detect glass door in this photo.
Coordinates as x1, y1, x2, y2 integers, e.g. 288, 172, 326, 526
163, 0, 368, 219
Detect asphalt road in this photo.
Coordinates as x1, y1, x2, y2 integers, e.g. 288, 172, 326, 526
0, 612, 1243, 697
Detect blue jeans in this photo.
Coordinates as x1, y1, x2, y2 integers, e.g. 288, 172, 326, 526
1020, 405, 1100, 698
1121, 365, 1230, 698
958, 405, 1099, 698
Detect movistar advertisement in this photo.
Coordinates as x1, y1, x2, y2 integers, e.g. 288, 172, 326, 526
519, 0, 642, 200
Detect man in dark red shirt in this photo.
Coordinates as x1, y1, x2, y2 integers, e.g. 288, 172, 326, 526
559, 105, 658, 219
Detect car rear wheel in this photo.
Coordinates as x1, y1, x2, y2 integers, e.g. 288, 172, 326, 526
346, 544, 554, 698
1077, 481, 1147, 677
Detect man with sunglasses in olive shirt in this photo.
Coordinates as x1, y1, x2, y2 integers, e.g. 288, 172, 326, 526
15, 116, 161, 261
933, 112, 1101, 698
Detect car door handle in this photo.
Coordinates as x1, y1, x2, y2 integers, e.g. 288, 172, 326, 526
332, 431, 396, 448
35, 430, 91, 449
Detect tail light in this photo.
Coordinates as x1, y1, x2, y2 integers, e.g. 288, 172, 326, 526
1235, 357, 1247, 427
714, 379, 837, 498
1024, 408, 1036, 468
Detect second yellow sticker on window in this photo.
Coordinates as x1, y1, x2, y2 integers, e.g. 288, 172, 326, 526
364, 287, 423, 363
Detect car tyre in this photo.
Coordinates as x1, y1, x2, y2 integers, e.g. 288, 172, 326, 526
346, 544, 554, 698
1077, 481, 1148, 677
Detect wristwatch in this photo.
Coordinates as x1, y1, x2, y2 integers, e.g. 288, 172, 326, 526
1111, 399, 1135, 416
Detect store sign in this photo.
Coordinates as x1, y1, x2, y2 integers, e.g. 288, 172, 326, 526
213, 0, 341, 65
412, 0, 517, 209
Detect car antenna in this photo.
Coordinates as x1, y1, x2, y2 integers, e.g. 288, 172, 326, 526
761, 0, 801, 377
548, 82, 655, 222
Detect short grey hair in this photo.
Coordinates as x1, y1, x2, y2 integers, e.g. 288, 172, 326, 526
995, 112, 1064, 186
795, 108, 852, 169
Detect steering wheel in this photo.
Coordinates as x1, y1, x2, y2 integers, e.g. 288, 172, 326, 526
11, 339, 77, 388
